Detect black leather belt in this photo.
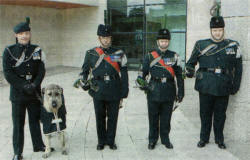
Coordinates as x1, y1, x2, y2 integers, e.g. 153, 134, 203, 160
199, 68, 229, 74
151, 77, 174, 83
94, 74, 120, 81
19, 74, 32, 80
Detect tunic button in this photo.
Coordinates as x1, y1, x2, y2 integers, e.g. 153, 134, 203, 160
217, 58, 220, 60
27, 64, 30, 67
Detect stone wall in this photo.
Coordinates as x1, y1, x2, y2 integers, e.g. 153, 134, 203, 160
221, 0, 250, 143
60, 0, 106, 67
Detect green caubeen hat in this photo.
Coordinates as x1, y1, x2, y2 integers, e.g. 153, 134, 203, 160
13, 17, 31, 33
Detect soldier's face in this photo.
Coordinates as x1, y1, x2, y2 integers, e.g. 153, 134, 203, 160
157, 39, 170, 50
15, 31, 31, 45
99, 36, 112, 48
211, 28, 224, 42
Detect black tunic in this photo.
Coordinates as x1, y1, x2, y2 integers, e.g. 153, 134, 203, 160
40, 105, 66, 135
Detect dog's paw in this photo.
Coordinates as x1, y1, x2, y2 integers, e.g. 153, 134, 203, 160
62, 150, 68, 155
42, 152, 51, 159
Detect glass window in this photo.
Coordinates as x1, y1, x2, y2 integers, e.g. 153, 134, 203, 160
146, 4, 186, 32
112, 33, 143, 60
110, 6, 143, 32
146, 0, 166, 5
107, 0, 187, 69
108, 0, 144, 7
127, 0, 144, 5
112, 33, 143, 69
146, 0, 187, 5
168, 33, 186, 65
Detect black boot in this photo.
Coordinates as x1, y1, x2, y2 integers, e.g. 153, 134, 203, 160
148, 142, 156, 150
164, 141, 173, 149
108, 143, 117, 150
96, 144, 105, 150
12, 155, 23, 160
216, 142, 226, 149
197, 140, 209, 148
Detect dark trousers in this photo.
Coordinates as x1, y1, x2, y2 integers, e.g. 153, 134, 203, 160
147, 100, 174, 144
93, 99, 120, 145
199, 93, 229, 143
12, 101, 44, 155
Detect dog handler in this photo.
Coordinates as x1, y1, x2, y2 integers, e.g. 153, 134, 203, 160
2, 17, 47, 160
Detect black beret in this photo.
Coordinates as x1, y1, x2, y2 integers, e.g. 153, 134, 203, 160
157, 29, 171, 40
13, 17, 31, 34
97, 24, 112, 37
210, 16, 225, 28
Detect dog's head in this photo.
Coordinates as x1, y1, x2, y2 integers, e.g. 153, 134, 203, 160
42, 84, 63, 113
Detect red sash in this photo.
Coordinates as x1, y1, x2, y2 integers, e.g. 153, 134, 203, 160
151, 51, 175, 77
95, 48, 120, 73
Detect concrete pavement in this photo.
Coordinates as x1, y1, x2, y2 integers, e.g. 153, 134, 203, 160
0, 67, 244, 160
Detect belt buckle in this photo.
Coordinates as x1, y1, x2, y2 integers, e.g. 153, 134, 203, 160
26, 75, 32, 80
161, 77, 167, 83
215, 68, 221, 74
104, 75, 110, 81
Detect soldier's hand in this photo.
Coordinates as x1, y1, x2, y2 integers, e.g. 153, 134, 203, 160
230, 88, 238, 95
176, 95, 183, 103
74, 78, 90, 91
79, 79, 90, 91
185, 67, 195, 78
81, 83, 90, 91
185, 70, 194, 78
23, 83, 36, 95
139, 86, 148, 91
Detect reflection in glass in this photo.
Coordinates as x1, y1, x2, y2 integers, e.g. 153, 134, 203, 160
146, 4, 186, 32
112, 33, 143, 69
110, 6, 143, 32
127, 0, 144, 5
112, 33, 143, 59
146, 0, 165, 5
107, 0, 187, 69
108, 0, 144, 7
146, 0, 186, 5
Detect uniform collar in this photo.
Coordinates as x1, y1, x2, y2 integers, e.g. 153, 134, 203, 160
17, 42, 30, 49
210, 38, 225, 44
156, 48, 168, 55
100, 46, 112, 52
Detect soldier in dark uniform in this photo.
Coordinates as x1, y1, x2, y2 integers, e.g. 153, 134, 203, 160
76, 24, 129, 150
138, 29, 184, 150
2, 17, 48, 160
186, 16, 242, 149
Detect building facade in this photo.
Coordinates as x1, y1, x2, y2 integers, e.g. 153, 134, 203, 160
0, 1, 249, 158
